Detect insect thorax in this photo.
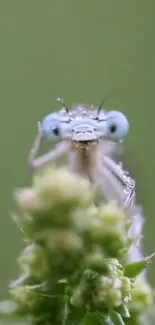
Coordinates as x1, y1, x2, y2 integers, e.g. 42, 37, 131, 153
59, 104, 106, 122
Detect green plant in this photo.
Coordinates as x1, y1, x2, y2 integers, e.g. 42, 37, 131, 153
0, 166, 154, 325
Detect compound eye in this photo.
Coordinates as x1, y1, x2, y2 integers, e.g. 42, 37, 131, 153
41, 113, 62, 142
106, 111, 129, 141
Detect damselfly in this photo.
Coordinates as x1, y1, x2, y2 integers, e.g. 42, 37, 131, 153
28, 98, 145, 267
28, 98, 136, 209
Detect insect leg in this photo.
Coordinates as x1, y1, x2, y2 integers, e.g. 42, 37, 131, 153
28, 132, 71, 169
102, 156, 136, 208
90, 162, 125, 206
102, 156, 146, 271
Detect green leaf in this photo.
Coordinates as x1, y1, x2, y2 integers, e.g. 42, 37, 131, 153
63, 302, 86, 325
124, 253, 155, 278
29, 280, 68, 296
115, 305, 130, 318
10, 275, 39, 288
96, 311, 115, 325
109, 310, 125, 325
117, 248, 129, 262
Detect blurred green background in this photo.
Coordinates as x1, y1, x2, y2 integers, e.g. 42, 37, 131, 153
0, 0, 155, 299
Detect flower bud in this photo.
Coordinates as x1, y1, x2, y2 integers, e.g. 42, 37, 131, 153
18, 244, 48, 278
129, 279, 153, 313
10, 286, 44, 313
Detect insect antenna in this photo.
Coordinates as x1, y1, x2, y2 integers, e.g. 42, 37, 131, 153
57, 96, 69, 113
97, 92, 110, 117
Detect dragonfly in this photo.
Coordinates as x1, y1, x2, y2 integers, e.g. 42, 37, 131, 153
28, 98, 136, 209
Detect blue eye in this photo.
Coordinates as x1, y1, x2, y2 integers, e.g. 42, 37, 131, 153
41, 113, 62, 141
106, 111, 129, 141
